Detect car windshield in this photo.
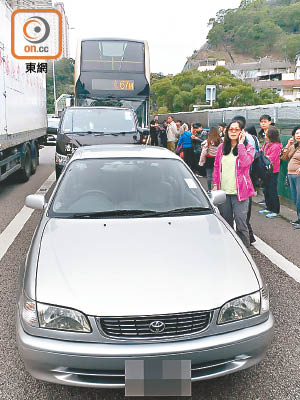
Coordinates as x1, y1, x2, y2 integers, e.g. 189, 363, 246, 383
49, 158, 212, 217
61, 109, 136, 134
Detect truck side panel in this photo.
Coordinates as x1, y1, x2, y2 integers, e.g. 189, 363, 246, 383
0, 1, 47, 149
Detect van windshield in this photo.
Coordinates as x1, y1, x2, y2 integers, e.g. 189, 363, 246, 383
61, 109, 136, 134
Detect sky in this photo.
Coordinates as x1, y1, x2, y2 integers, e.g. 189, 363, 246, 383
61, 0, 241, 75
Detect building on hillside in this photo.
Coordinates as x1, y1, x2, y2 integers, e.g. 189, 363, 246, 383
197, 59, 226, 72
183, 52, 300, 101
227, 57, 292, 82
53, 2, 69, 58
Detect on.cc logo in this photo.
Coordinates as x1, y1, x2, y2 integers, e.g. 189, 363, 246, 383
23, 16, 50, 44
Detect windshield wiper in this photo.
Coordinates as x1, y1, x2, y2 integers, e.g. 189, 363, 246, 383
60, 207, 211, 219
147, 207, 212, 217
69, 209, 157, 218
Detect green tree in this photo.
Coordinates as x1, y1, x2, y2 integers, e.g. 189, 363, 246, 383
46, 58, 74, 114
150, 67, 285, 113
284, 34, 300, 59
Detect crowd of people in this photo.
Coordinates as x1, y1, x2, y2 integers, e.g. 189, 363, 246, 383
149, 114, 300, 249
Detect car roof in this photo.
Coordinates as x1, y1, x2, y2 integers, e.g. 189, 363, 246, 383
72, 145, 180, 160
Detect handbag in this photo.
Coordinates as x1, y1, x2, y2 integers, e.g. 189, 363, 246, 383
251, 150, 273, 182
176, 143, 183, 155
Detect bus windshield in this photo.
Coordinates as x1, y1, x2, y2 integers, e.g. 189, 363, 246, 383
81, 40, 144, 73
61, 108, 136, 134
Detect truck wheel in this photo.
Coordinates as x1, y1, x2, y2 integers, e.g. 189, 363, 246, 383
17, 147, 32, 182
31, 144, 38, 175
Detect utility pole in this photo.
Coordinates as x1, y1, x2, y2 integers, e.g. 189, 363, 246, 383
52, 60, 58, 116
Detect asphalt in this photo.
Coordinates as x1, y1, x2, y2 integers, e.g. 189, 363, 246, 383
0, 149, 299, 399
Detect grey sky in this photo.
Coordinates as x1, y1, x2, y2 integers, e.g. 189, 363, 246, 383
62, 0, 241, 75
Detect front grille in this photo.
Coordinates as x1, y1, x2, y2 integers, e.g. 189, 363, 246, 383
97, 311, 212, 339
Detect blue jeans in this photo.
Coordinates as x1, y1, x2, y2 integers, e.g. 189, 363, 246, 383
206, 168, 213, 191
288, 174, 300, 219
263, 173, 280, 213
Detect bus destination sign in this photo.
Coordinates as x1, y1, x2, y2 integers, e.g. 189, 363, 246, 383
92, 79, 134, 91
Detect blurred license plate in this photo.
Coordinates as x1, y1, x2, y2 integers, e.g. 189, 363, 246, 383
125, 359, 191, 397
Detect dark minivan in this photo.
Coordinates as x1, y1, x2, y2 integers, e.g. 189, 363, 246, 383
55, 106, 149, 178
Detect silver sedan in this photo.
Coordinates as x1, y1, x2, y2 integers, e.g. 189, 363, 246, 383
17, 145, 274, 391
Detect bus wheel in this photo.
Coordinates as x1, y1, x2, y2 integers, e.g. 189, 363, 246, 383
17, 146, 32, 182
31, 144, 38, 175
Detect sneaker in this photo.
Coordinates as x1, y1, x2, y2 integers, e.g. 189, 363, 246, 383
258, 200, 265, 205
266, 212, 280, 218
294, 224, 300, 230
258, 209, 270, 214
290, 219, 300, 226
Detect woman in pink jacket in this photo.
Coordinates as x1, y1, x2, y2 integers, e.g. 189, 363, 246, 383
258, 126, 282, 218
212, 121, 255, 248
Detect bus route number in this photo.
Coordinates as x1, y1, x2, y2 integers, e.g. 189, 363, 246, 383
118, 80, 134, 90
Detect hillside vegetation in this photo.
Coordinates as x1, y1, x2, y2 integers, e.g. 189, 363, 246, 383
207, 0, 300, 60
151, 68, 285, 114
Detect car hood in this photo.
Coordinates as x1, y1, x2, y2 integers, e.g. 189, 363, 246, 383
36, 215, 259, 316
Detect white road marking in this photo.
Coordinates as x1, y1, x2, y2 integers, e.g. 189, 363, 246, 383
253, 235, 300, 284
0, 172, 55, 262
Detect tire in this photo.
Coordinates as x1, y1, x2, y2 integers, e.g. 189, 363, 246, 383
16, 146, 32, 183
31, 144, 38, 175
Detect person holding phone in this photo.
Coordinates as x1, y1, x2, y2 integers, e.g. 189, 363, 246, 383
212, 121, 255, 248
281, 126, 300, 228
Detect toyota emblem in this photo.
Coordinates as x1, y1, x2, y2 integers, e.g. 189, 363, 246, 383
149, 320, 165, 333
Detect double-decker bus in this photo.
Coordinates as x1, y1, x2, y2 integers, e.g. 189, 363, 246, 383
74, 38, 150, 127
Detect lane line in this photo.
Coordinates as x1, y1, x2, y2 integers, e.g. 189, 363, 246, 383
253, 235, 300, 284
0, 172, 55, 263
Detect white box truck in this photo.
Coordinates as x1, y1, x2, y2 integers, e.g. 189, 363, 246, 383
0, 0, 47, 182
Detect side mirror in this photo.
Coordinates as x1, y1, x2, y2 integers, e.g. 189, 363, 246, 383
25, 194, 46, 210
209, 190, 226, 206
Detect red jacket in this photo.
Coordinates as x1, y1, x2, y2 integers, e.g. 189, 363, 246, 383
261, 142, 283, 173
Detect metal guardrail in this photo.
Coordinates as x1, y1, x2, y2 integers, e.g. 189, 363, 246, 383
157, 101, 300, 133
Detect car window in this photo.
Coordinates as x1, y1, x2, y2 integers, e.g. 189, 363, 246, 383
48, 119, 60, 128
61, 109, 136, 134
49, 158, 211, 217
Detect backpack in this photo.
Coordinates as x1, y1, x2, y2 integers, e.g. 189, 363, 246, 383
251, 150, 273, 183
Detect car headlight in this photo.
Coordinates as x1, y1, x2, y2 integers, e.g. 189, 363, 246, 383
37, 303, 91, 332
20, 293, 91, 332
217, 288, 269, 325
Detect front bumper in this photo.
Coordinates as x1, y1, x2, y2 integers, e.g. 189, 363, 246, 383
17, 313, 274, 388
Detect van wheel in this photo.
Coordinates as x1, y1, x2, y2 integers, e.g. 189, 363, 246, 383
17, 147, 32, 182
